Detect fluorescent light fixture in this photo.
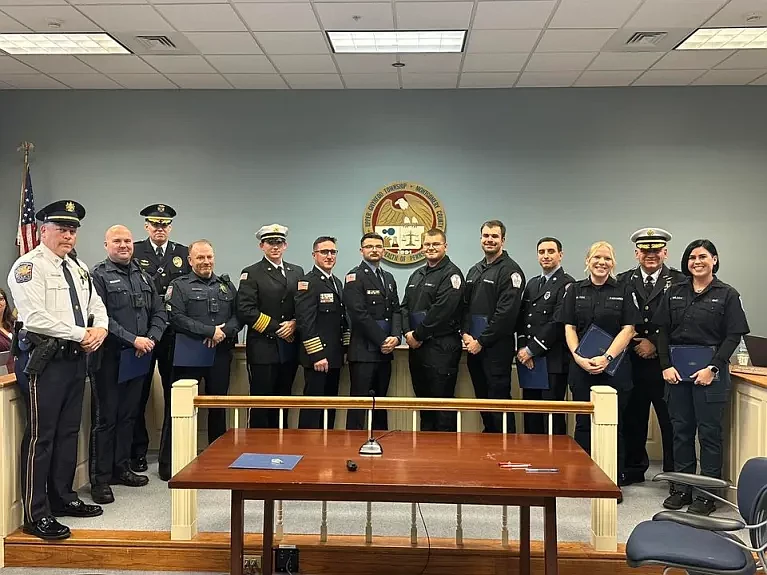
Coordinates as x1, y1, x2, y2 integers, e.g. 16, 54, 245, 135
677, 27, 767, 50
327, 30, 466, 54
0, 33, 130, 55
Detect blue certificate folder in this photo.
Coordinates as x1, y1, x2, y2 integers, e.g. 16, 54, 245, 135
469, 315, 488, 339
117, 348, 152, 384
229, 453, 303, 471
409, 311, 426, 329
670, 345, 719, 381
173, 333, 215, 368
517, 356, 549, 390
376, 319, 391, 333
575, 324, 626, 377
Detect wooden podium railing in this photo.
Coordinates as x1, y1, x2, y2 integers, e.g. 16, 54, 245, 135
171, 383, 619, 552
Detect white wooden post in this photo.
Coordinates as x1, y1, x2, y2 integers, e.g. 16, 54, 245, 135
410, 503, 418, 545
170, 379, 199, 541
590, 385, 618, 552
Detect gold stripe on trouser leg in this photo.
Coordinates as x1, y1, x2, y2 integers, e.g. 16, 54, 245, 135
25, 374, 39, 522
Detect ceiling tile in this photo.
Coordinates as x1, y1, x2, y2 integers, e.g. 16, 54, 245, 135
271, 54, 337, 73
704, 0, 767, 27
399, 53, 462, 72
52, 73, 121, 88
343, 72, 399, 88
525, 51, 596, 71
155, 0, 228, 3
693, 68, 766, 84
207, 54, 275, 73
70, 0, 147, 4
652, 50, 734, 69
0, 74, 68, 88
78, 5, 173, 32
237, 3, 320, 31
549, 0, 641, 29
0, 56, 36, 74
225, 73, 288, 88
467, 30, 540, 53
574, 69, 642, 85
335, 53, 396, 73
459, 71, 518, 87
284, 73, 343, 88
108, 73, 178, 88
516, 70, 580, 86
626, 0, 727, 28
316, 3, 393, 29
165, 73, 231, 87
750, 71, 767, 84
184, 32, 262, 54
1, 5, 101, 32
401, 72, 458, 88
155, 4, 246, 32
473, 1, 556, 30
395, 2, 473, 29
588, 51, 664, 70
16, 55, 98, 73
462, 52, 528, 72
536, 29, 615, 52
142, 54, 216, 73
78, 54, 155, 73
0, 0, 67, 4
0, 10, 31, 31
716, 50, 767, 69
632, 69, 705, 85
254, 31, 327, 54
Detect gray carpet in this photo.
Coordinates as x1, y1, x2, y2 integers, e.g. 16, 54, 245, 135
33, 454, 743, 544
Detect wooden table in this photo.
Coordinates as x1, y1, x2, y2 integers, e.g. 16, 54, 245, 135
169, 429, 619, 575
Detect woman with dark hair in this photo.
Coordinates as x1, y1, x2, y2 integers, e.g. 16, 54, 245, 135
654, 239, 749, 515
0, 287, 15, 372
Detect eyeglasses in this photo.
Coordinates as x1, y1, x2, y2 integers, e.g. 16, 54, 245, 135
314, 249, 338, 256
422, 242, 444, 249
362, 245, 384, 250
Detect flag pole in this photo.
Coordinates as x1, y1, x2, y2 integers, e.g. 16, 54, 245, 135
16, 141, 34, 253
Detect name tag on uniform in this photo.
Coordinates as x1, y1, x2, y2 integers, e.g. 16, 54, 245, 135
576, 295, 587, 300
192, 287, 203, 291
424, 282, 435, 287
483, 279, 495, 284
608, 296, 623, 301
671, 296, 684, 300
109, 279, 120, 284
320, 293, 334, 304
367, 289, 381, 295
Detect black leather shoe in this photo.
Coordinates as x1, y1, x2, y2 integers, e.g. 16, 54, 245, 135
23, 516, 71, 540
618, 473, 645, 487
51, 499, 103, 518
91, 484, 115, 504
159, 464, 171, 481
617, 489, 623, 504
688, 496, 716, 516
111, 469, 149, 487
663, 488, 693, 510
131, 456, 148, 473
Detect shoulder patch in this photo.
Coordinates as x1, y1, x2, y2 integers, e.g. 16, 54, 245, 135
240, 272, 248, 281
511, 272, 522, 289
450, 274, 462, 289
345, 273, 356, 282
14, 262, 33, 283
298, 281, 309, 291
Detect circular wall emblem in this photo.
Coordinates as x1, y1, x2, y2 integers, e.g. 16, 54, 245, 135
362, 181, 446, 265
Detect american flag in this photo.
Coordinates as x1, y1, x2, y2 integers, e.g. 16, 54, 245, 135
17, 165, 38, 256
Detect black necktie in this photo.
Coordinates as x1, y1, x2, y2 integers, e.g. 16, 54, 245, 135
376, 268, 386, 295
645, 276, 655, 293
539, 276, 546, 291
62, 260, 85, 327
277, 265, 285, 277
155, 246, 163, 258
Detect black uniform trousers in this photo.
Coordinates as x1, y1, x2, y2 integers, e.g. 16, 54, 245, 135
347, 362, 391, 430
247, 361, 298, 429
159, 346, 233, 461
131, 332, 173, 460
90, 348, 144, 486
667, 370, 730, 484
15, 352, 86, 522
623, 354, 674, 478
568, 359, 631, 477
466, 348, 515, 433
299, 367, 341, 429
523, 372, 569, 435
409, 334, 462, 432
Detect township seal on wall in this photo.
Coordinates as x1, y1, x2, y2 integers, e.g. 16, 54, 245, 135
362, 181, 446, 265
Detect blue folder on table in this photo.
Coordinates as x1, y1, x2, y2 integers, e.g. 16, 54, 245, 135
409, 311, 426, 329
670, 345, 719, 382
517, 356, 549, 390
173, 333, 215, 368
575, 324, 626, 376
469, 314, 488, 339
229, 453, 303, 470
117, 348, 152, 384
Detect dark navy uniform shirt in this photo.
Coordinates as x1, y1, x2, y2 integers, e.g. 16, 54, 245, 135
167, 272, 240, 341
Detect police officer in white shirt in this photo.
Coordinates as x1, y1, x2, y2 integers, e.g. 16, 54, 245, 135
8, 200, 109, 541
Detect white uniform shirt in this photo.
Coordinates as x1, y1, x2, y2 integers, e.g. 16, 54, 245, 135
7, 243, 109, 342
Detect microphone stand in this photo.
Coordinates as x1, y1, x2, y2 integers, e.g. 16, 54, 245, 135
359, 391, 384, 456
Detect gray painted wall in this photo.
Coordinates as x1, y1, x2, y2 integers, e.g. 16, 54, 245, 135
0, 87, 764, 334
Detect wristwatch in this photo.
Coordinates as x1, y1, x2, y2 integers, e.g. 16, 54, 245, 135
708, 365, 720, 375
605, 353, 614, 362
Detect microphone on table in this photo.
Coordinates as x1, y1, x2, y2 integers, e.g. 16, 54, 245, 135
359, 390, 384, 456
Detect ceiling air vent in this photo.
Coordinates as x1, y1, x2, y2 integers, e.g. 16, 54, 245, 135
625, 32, 668, 46
135, 35, 177, 51
111, 31, 198, 55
